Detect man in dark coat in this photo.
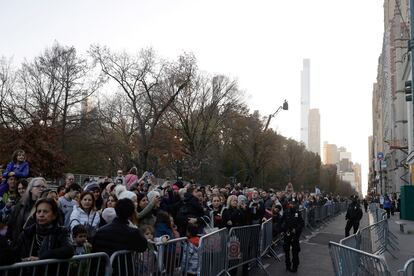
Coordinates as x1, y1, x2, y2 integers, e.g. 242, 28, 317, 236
175, 189, 205, 236
281, 201, 304, 273
92, 198, 147, 256
345, 195, 363, 237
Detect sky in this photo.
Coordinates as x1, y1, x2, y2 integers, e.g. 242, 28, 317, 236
0, 0, 384, 194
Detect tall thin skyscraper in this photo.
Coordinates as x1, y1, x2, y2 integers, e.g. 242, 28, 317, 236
301, 59, 310, 147
308, 108, 320, 155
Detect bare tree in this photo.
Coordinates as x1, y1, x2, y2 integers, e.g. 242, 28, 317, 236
167, 74, 241, 179
90, 45, 196, 171
0, 57, 18, 128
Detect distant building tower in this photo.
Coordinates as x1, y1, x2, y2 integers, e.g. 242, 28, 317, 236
308, 108, 320, 155
353, 163, 362, 198
323, 142, 339, 164
300, 59, 310, 147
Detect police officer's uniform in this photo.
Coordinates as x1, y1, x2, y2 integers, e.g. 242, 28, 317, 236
281, 202, 304, 273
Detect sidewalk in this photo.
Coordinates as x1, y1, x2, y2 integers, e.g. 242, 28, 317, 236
254, 210, 369, 275
381, 213, 414, 275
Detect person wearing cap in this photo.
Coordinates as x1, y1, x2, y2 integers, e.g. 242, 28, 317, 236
345, 195, 363, 237
281, 200, 304, 273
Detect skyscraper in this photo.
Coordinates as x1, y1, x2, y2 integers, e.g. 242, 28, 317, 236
323, 142, 339, 164
301, 59, 310, 147
308, 108, 320, 155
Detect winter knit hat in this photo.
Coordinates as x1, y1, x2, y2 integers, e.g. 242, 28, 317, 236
114, 185, 137, 201
237, 195, 248, 206
84, 181, 100, 193
147, 190, 160, 203
102, 207, 116, 223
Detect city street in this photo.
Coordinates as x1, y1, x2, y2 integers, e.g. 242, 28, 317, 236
253, 211, 369, 275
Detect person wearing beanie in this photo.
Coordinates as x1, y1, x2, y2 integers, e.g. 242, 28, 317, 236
115, 185, 137, 203
147, 190, 161, 203
92, 198, 147, 257
101, 207, 116, 224
137, 191, 160, 226
114, 185, 139, 225
237, 195, 248, 206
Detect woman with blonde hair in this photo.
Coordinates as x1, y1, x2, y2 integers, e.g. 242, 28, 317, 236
221, 195, 245, 229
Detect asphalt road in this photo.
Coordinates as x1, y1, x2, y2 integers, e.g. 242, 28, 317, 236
251, 211, 370, 276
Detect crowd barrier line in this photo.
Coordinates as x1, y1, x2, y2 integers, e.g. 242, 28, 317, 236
0, 201, 349, 276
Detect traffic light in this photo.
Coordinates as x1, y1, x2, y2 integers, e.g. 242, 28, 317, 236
405, 80, 412, 101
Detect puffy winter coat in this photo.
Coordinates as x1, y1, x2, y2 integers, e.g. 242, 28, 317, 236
69, 205, 100, 230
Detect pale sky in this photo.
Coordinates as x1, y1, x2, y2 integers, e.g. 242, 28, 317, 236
0, 0, 384, 194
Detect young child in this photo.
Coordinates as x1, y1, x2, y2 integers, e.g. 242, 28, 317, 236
139, 225, 156, 273
0, 149, 29, 197
185, 224, 200, 276
141, 224, 155, 242
72, 224, 92, 255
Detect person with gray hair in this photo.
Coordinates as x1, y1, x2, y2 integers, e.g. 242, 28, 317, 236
6, 177, 48, 244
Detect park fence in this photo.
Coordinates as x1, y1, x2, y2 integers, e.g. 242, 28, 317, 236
0, 201, 348, 276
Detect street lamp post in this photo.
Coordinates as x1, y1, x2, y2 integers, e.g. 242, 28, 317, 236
263, 100, 288, 131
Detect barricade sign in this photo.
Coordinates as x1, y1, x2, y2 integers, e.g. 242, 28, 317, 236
227, 224, 268, 275
228, 236, 242, 260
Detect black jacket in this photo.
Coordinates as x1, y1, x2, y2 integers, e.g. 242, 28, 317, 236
281, 208, 304, 238
13, 223, 74, 261
92, 217, 147, 256
176, 193, 205, 235
345, 202, 363, 221
222, 207, 248, 229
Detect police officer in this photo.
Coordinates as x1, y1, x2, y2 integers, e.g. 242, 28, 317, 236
345, 195, 363, 237
281, 200, 304, 273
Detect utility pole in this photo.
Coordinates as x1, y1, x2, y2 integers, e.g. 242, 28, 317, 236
379, 159, 383, 195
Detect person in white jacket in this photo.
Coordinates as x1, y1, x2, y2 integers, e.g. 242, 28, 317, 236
69, 191, 100, 237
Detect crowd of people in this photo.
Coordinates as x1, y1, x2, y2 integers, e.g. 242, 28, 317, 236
0, 149, 350, 274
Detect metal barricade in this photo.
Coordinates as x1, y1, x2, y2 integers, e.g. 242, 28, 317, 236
155, 237, 188, 276
329, 241, 391, 276
320, 205, 328, 220
356, 218, 398, 258
259, 218, 279, 261
110, 248, 156, 276
398, 258, 414, 276
300, 208, 309, 229
227, 224, 268, 275
340, 233, 361, 250
308, 207, 316, 227
198, 228, 228, 276
0, 252, 111, 276
110, 238, 188, 276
